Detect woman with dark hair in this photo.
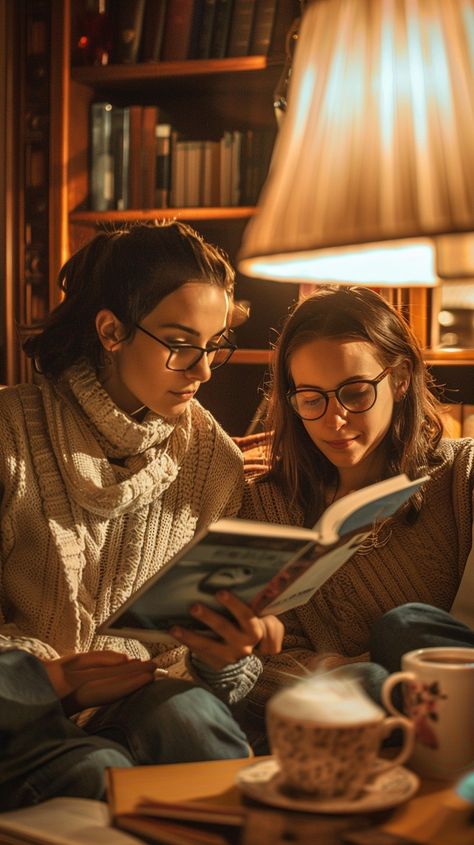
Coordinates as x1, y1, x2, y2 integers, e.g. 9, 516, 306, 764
239, 284, 474, 733
0, 221, 283, 809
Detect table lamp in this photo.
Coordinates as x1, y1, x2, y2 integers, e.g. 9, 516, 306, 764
238, 0, 474, 288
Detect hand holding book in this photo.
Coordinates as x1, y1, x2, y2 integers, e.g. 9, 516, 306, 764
169, 590, 284, 670
99, 473, 428, 645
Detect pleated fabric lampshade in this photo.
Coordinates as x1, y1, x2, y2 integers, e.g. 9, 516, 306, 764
238, 0, 474, 287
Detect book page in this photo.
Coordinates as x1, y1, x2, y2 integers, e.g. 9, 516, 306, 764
315, 474, 428, 543
0, 797, 140, 845
254, 530, 370, 616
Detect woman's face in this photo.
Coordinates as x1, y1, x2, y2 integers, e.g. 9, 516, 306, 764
289, 338, 403, 485
98, 282, 230, 418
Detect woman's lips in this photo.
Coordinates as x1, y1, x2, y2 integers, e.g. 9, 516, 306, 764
170, 390, 196, 400
325, 438, 357, 449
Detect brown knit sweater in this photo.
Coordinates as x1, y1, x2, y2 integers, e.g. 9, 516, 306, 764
239, 438, 474, 717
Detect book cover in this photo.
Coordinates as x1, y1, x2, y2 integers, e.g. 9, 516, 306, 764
139, 0, 169, 61
209, 0, 234, 58
226, 0, 256, 57
107, 758, 252, 821
99, 473, 428, 644
107, 758, 258, 844
111, 0, 147, 64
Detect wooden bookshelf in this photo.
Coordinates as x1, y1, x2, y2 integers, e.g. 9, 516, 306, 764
4, 0, 473, 424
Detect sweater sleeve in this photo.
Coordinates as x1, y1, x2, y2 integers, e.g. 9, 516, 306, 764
0, 394, 60, 660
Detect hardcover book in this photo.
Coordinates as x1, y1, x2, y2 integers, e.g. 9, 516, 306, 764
99, 473, 428, 644
107, 758, 254, 845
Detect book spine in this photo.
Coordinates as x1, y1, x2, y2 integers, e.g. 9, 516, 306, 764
226, 0, 256, 57
90, 101, 115, 211
155, 123, 172, 207
141, 105, 159, 208
230, 129, 242, 206
112, 0, 147, 64
196, 0, 217, 58
161, 0, 196, 61
112, 106, 130, 210
248, 0, 276, 56
219, 130, 233, 206
139, 0, 169, 61
128, 105, 143, 208
169, 129, 179, 206
209, 0, 234, 58
188, 0, 206, 58
201, 140, 220, 206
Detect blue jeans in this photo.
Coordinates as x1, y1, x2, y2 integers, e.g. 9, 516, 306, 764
0, 651, 132, 810
370, 602, 474, 673
83, 677, 250, 764
326, 603, 474, 713
0, 651, 249, 810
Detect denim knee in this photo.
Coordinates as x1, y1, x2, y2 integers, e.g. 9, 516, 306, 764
0, 742, 132, 810
369, 602, 464, 672
87, 678, 250, 764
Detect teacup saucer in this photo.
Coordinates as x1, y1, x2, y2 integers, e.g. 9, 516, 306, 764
236, 758, 419, 814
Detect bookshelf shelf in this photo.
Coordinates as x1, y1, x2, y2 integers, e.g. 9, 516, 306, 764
71, 56, 280, 86
70, 207, 257, 223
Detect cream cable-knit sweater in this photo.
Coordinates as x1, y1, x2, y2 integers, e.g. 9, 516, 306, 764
0, 362, 246, 688
239, 438, 474, 717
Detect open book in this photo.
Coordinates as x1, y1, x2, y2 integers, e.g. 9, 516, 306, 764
99, 473, 428, 644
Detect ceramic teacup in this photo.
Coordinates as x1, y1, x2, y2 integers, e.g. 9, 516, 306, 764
382, 646, 474, 780
266, 676, 414, 799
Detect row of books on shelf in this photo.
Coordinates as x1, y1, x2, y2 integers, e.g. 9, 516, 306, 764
73, 0, 299, 66
90, 102, 275, 210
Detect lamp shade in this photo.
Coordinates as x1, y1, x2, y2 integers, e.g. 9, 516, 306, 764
238, 0, 474, 286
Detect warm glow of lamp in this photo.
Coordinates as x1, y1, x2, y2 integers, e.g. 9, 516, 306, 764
238, 0, 474, 287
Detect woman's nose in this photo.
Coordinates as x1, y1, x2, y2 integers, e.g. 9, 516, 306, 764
324, 396, 348, 426
185, 354, 212, 382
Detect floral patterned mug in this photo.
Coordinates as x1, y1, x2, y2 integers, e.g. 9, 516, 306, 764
266, 676, 414, 799
382, 647, 474, 780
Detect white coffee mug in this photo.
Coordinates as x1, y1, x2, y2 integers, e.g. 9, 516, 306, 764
382, 647, 474, 780
266, 676, 414, 799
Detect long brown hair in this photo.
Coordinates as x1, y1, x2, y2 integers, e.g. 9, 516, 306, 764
265, 285, 444, 520
23, 221, 235, 379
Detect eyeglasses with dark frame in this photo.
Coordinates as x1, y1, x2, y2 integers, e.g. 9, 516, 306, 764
288, 367, 392, 421
135, 324, 237, 371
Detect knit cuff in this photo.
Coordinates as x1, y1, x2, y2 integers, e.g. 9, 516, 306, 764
0, 635, 59, 661
190, 654, 263, 705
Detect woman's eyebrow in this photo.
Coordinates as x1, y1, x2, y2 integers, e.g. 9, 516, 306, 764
294, 374, 372, 390
156, 322, 228, 339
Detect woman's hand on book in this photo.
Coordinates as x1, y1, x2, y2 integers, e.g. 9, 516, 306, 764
169, 592, 284, 670
43, 651, 157, 715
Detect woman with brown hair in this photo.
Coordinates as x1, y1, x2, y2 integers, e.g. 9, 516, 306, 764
0, 221, 283, 808
239, 284, 474, 735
